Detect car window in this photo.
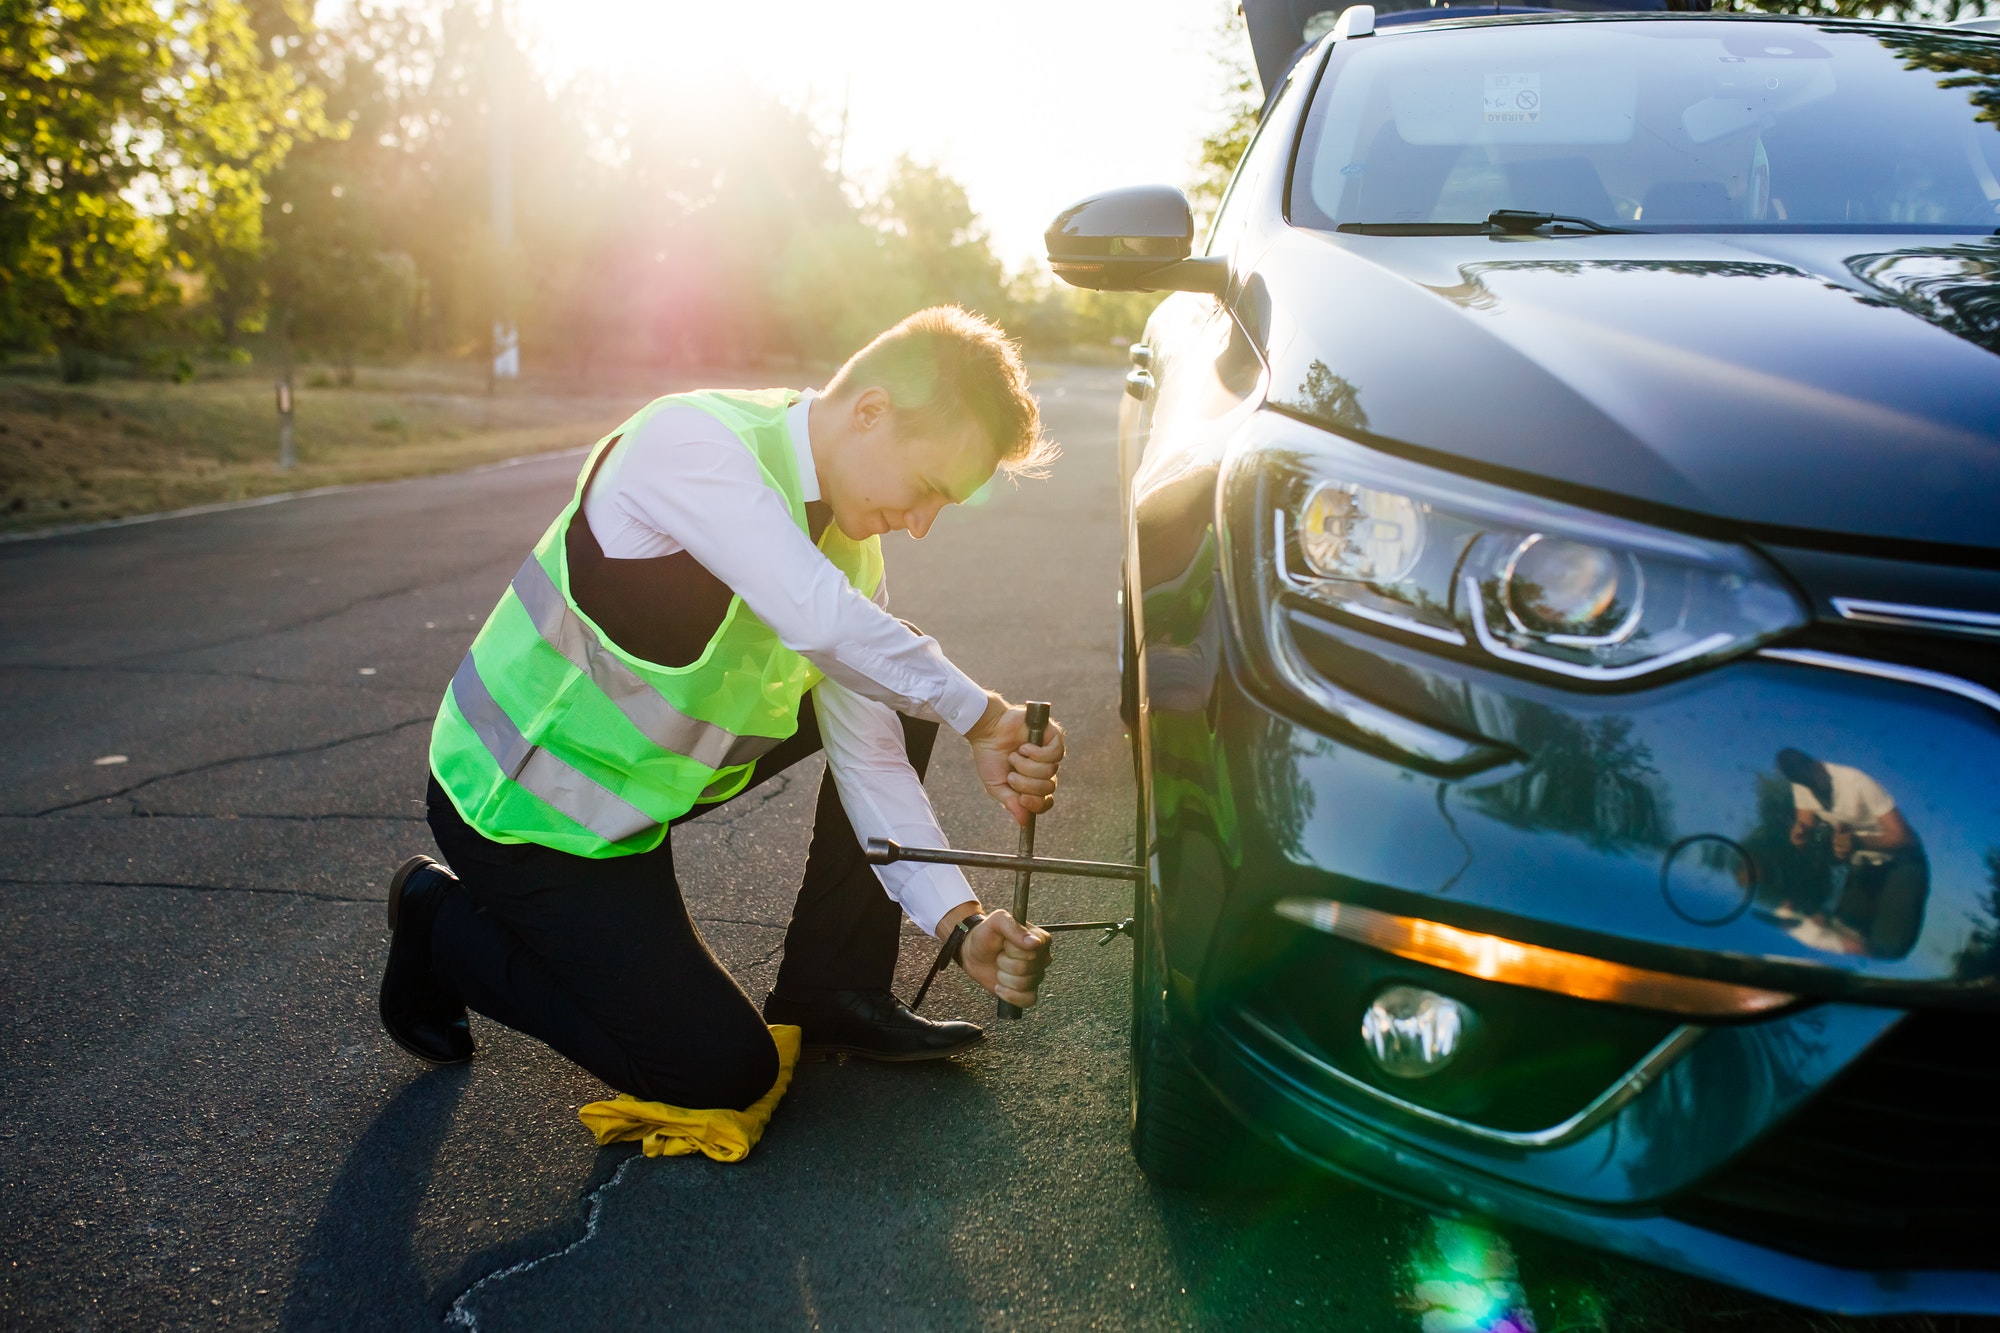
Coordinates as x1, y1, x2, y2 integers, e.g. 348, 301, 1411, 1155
1289, 20, 2000, 231
1205, 50, 1323, 256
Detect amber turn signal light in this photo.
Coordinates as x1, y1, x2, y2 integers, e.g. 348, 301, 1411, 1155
1274, 898, 1795, 1018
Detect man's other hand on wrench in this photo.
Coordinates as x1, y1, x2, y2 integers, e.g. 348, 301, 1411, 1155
940, 694, 1065, 1007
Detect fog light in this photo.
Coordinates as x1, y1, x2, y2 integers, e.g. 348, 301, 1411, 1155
1361, 985, 1471, 1079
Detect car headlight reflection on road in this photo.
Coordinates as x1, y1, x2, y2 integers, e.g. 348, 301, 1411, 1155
1230, 413, 1805, 683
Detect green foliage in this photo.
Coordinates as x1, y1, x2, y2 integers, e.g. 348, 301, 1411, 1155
0, 0, 326, 373
0, 0, 179, 365
1, 0, 1161, 378
1190, 6, 1262, 228
872, 157, 1010, 321
1730, 0, 1993, 21
1021, 282, 1167, 353
1880, 28, 2000, 123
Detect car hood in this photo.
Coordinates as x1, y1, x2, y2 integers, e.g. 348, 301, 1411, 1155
1245, 229, 2000, 552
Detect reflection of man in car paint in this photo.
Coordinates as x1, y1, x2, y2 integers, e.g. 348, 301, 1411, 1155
1776, 747, 1929, 960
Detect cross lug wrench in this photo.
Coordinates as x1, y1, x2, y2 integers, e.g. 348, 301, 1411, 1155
863, 700, 1147, 1016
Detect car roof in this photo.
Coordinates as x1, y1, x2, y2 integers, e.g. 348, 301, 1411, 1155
1250, 6, 1998, 96
1243, 0, 1709, 92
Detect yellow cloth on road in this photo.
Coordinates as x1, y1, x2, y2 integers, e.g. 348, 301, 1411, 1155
575, 1025, 801, 1163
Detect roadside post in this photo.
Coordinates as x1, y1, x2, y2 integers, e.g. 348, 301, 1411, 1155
276, 378, 296, 471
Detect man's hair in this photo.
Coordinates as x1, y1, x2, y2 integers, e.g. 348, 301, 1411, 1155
824, 306, 1057, 479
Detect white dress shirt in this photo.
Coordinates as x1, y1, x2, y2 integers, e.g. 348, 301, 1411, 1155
580, 391, 981, 934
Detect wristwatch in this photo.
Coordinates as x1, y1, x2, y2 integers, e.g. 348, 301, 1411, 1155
946, 912, 986, 970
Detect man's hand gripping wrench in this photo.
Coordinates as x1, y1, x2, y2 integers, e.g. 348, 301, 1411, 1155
864, 701, 1147, 1017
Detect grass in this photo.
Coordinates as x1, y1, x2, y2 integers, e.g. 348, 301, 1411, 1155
0, 358, 787, 535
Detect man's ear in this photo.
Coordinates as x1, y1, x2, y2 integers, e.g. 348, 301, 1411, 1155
850, 386, 892, 433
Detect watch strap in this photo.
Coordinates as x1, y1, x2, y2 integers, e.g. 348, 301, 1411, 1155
947, 912, 986, 969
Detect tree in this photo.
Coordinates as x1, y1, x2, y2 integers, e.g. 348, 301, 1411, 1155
1189, 6, 1260, 229
1735, 0, 1992, 18
0, 0, 325, 376
873, 156, 1010, 322
259, 5, 434, 379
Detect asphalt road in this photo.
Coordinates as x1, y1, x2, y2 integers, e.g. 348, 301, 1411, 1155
0, 365, 1958, 1332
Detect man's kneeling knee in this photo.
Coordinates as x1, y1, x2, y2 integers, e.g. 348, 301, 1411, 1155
626, 1025, 780, 1112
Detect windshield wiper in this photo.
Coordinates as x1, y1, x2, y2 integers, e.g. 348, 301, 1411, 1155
1336, 211, 1638, 237
1486, 209, 1634, 235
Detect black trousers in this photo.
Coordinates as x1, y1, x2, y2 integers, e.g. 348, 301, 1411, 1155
426, 696, 939, 1111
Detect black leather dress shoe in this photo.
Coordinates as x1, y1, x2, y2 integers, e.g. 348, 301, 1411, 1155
379, 855, 475, 1064
763, 987, 982, 1061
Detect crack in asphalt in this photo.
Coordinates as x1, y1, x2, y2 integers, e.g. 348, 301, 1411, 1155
97, 569, 488, 668
19, 808, 427, 824
1, 660, 288, 681
0, 659, 456, 691
0, 876, 376, 904
2, 553, 507, 676
20, 715, 435, 817
443, 1153, 642, 1332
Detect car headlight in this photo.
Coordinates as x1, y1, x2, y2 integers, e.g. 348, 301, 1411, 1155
1227, 413, 1806, 684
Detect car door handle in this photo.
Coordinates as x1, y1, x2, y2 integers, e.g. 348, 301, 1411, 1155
1125, 368, 1154, 400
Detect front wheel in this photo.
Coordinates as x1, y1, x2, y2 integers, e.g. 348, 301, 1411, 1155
1128, 869, 1277, 1189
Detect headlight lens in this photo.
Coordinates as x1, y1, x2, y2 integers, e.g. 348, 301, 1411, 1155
1229, 414, 1806, 682
1299, 482, 1426, 583
1502, 535, 1639, 644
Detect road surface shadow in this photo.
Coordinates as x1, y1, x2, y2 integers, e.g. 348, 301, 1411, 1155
439, 1056, 996, 1329
280, 1064, 473, 1332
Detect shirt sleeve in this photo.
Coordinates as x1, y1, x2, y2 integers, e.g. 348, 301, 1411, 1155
600, 406, 991, 734
811, 677, 976, 935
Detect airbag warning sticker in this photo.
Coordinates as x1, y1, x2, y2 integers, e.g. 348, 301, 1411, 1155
1484, 73, 1541, 124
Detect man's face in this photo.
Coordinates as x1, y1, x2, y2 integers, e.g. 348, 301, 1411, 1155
821, 387, 996, 541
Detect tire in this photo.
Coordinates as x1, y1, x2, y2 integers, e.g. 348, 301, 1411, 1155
1117, 582, 1138, 731
1123, 571, 1281, 1188
1127, 797, 1276, 1189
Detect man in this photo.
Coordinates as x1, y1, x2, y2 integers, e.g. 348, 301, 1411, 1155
1777, 747, 1928, 960
377, 307, 1064, 1113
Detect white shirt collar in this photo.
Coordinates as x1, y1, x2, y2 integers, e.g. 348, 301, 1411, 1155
787, 389, 821, 504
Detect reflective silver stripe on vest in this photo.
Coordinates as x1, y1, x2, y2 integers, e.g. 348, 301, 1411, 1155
450, 654, 659, 844
509, 556, 781, 770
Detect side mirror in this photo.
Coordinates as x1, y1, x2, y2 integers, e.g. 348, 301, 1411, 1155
1044, 186, 1229, 295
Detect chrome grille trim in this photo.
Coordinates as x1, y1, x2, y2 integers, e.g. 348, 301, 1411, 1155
1758, 648, 2000, 719
1832, 598, 2000, 639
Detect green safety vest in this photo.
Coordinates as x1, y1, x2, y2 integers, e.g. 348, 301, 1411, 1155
429, 388, 883, 857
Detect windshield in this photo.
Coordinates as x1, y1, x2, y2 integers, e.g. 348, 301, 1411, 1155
1290, 20, 2000, 232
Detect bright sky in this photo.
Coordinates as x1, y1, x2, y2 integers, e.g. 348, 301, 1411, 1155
509, 0, 1248, 268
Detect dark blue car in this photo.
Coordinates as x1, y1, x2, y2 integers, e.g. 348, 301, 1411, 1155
1044, 0, 2000, 1314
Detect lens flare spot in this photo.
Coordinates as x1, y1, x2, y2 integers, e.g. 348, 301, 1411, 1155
1405, 1218, 1538, 1333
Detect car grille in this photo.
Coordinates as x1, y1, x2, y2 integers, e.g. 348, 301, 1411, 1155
1665, 1009, 2000, 1272
1789, 619, 2000, 698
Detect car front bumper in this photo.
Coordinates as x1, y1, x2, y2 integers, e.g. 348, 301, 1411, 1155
1192, 999, 2000, 1315
1139, 582, 2000, 1312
